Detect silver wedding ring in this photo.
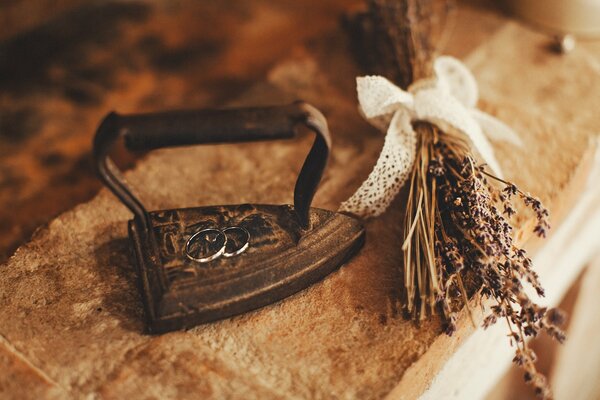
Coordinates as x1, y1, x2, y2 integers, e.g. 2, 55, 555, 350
222, 227, 250, 258
184, 226, 250, 264
185, 228, 227, 263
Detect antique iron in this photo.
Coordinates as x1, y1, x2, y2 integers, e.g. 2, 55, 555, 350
93, 102, 365, 333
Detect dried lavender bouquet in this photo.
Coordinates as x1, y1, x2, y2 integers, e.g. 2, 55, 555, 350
404, 124, 565, 399
342, 7, 566, 395
341, 70, 566, 400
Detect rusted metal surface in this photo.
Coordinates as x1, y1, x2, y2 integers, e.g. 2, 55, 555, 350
130, 205, 364, 333
93, 102, 365, 333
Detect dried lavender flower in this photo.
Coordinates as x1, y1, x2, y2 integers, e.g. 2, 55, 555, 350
402, 126, 565, 399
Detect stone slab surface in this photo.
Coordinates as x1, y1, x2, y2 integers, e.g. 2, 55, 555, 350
1, 6, 600, 400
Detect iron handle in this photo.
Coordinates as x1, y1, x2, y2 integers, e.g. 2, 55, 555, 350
121, 105, 302, 151
93, 101, 331, 232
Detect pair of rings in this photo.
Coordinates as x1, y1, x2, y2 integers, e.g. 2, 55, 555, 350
185, 226, 250, 263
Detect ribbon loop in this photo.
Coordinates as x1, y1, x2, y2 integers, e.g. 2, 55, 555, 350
434, 56, 479, 108
357, 75, 414, 120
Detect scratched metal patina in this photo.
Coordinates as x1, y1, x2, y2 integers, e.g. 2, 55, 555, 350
129, 204, 364, 333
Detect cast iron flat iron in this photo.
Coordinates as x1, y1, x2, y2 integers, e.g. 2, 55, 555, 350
93, 101, 365, 333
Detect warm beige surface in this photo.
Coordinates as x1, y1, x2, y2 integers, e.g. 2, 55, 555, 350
552, 257, 600, 400
1, 5, 599, 400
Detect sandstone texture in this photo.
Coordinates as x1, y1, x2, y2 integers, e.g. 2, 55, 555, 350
1, 6, 599, 400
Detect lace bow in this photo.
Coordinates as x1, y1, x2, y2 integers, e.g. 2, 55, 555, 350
339, 56, 522, 218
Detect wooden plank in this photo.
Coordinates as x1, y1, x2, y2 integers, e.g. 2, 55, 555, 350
552, 256, 600, 400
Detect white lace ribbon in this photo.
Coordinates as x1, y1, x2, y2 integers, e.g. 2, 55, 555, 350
340, 56, 522, 218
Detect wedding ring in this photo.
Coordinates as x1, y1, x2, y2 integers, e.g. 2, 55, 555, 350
222, 226, 250, 258
185, 228, 227, 263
